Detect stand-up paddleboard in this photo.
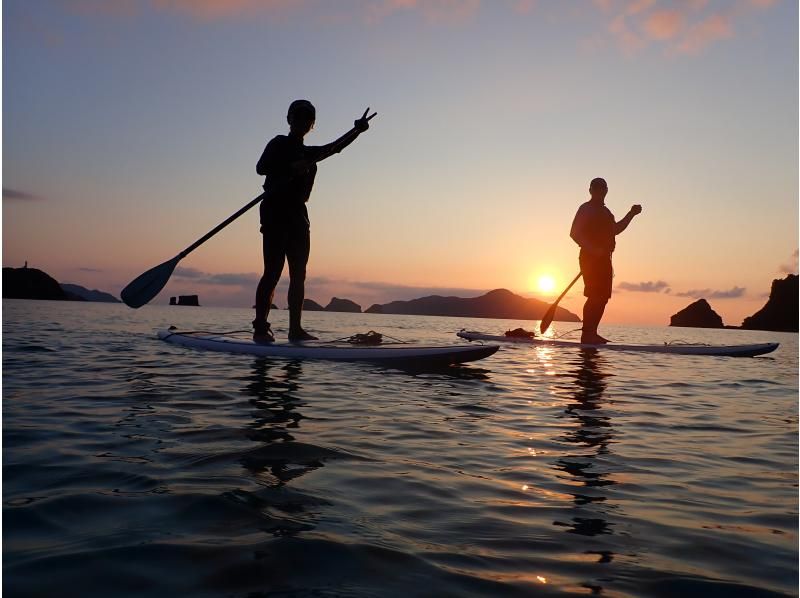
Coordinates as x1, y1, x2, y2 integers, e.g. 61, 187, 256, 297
456, 330, 778, 358
158, 329, 499, 365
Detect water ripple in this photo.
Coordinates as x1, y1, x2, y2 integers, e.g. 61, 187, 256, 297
3, 301, 797, 596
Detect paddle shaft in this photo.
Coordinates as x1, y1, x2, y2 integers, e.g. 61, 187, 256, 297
178, 193, 265, 259
552, 272, 582, 310
540, 272, 582, 333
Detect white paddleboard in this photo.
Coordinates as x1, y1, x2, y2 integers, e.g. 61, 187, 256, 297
456, 330, 778, 357
158, 329, 499, 365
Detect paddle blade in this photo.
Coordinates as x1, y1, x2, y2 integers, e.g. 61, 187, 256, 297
539, 304, 558, 334
121, 256, 180, 308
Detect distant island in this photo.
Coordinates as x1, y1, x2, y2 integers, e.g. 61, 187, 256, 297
301, 297, 363, 313
4, 267, 73, 301
741, 274, 798, 332
670, 274, 798, 332
670, 299, 723, 328
365, 288, 581, 322
302, 299, 326, 311
61, 283, 121, 303
170, 295, 200, 306
3, 266, 119, 303
326, 297, 361, 313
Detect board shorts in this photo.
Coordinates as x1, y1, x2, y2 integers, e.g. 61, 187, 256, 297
260, 202, 310, 275
579, 250, 613, 301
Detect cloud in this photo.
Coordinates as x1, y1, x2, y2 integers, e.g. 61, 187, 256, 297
779, 249, 799, 275
57, 0, 779, 47
644, 10, 684, 40
675, 13, 732, 54
617, 280, 670, 293
594, 0, 777, 55
3, 188, 42, 200
173, 266, 258, 286
676, 286, 746, 299
173, 266, 205, 279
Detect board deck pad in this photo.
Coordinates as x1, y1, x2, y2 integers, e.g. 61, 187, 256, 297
456, 330, 779, 358
158, 329, 499, 365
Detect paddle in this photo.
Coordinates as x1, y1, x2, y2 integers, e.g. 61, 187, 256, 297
121, 193, 264, 308
539, 272, 582, 334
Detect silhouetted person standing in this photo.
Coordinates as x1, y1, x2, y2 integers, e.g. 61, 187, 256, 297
253, 100, 376, 342
570, 178, 642, 344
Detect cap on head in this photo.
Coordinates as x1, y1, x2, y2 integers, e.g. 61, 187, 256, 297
590, 177, 607, 190
287, 99, 316, 123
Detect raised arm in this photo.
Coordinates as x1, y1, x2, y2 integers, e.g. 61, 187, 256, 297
310, 108, 377, 163
614, 204, 642, 235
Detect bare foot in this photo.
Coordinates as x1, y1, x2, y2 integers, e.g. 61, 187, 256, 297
288, 329, 318, 342
580, 334, 609, 345
253, 321, 274, 344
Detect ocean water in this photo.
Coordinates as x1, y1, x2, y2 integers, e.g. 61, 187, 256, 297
3, 299, 797, 597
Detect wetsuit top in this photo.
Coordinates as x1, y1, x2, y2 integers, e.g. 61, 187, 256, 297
256, 135, 325, 219
570, 201, 616, 255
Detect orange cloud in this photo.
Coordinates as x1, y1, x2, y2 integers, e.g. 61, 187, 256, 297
676, 13, 732, 53
644, 10, 684, 40
597, 0, 777, 55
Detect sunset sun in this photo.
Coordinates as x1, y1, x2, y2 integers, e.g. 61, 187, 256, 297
536, 275, 556, 295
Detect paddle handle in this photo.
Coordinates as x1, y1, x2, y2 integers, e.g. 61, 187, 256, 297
178, 192, 265, 259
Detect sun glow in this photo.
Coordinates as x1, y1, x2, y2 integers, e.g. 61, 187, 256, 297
536, 275, 556, 295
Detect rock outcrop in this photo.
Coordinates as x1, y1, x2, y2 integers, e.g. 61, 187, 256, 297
365, 288, 580, 322
670, 299, 724, 328
302, 299, 325, 311
741, 274, 798, 332
169, 295, 200, 306
325, 297, 361, 313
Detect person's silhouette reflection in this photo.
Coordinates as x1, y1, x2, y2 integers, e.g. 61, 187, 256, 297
240, 359, 321, 484
553, 349, 615, 539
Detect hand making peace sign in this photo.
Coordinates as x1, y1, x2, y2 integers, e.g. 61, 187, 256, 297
355, 107, 377, 132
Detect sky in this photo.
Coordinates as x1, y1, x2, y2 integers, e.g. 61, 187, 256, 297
3, 0, 797, 326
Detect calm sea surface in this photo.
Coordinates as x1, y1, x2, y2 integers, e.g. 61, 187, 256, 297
3, 299, 798, 597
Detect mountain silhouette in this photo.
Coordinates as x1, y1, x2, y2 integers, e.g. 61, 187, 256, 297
365, 288, 580, 321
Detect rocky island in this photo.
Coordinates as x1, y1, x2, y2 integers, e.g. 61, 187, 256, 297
741, 274, 798, 332
669, 274, 798, 331
365, 288, 580, 322
169, 295, 200, 306
302, 299, 325, 311
325, 297, 361, 313
670, 299, 724, 328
